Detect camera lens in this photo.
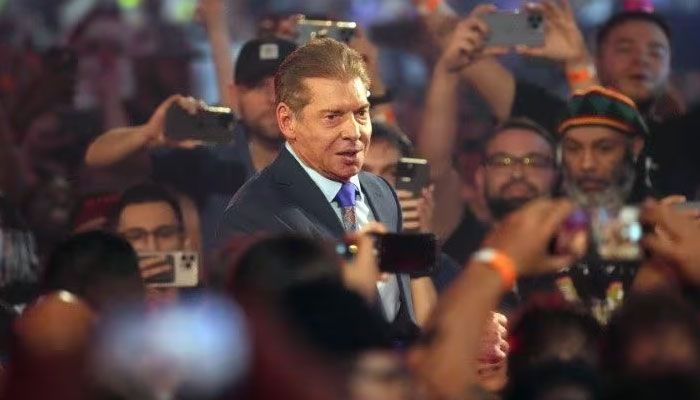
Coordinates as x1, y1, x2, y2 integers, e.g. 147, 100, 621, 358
528, 13, 543, 29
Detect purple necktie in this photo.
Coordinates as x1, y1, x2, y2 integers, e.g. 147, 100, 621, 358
334, 182, 358, 231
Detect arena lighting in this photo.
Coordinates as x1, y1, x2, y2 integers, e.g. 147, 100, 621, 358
623, 0, 655, 11
117, 0, 142, 10
576, 0, 614, 25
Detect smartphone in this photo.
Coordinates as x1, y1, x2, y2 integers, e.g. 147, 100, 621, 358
164, 104, 237, 145
395, 158, 430, 196
138, 251, 199, 288
482, 10, 544, 47
589, 206, 643, 261
295, 17, 357, 45
376, 233, 438, 275
335, 233, 437, 275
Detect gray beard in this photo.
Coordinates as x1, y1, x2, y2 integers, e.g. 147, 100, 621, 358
562, 160, 637, 209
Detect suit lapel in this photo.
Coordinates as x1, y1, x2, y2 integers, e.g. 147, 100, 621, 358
359, 172, 395, 230
271, 148, 345, 237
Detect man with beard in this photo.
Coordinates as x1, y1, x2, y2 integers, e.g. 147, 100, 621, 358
546, 86, 651, 322
440, 5, 700, 199
86, 38, 297, 250
417, 10, 559, 265
558, 86, 649, 208
439, 118, 559, 266
475, 118, 558, 220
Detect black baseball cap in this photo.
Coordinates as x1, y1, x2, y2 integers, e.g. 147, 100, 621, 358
234, 37, 297, 86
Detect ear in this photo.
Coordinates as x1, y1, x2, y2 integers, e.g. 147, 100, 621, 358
632, 136, 645, 159
277, 102, 297, 141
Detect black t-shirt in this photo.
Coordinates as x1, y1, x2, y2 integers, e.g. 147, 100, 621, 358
151, 126, 255, 250
442, 206, 489, 265
511, 80, 700, 199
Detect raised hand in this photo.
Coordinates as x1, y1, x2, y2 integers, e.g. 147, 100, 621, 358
481, 198, 576, 276
437, 4, 509, 73
640, 199, 700, 286
341, 222, 387, 301
515, 0, 589, 64
398, 186, 435, 233
141, 95, 205, 150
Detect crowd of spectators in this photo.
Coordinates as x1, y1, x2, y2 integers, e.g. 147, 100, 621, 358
0, 0, 700, 399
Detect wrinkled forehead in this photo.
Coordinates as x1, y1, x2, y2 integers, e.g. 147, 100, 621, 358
486, 128, 554, 156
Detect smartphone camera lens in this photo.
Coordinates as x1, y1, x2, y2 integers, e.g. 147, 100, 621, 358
528, 13, 543, 29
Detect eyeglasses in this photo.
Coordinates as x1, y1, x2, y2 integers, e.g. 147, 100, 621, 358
484, 153, 554, 170
120, 225, 183, 245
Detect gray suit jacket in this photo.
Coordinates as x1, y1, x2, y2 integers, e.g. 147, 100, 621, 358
217, 147, 401, 241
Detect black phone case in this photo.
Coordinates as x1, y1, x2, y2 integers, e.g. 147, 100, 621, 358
164, 104, 236, 145
395, 158, 430, 196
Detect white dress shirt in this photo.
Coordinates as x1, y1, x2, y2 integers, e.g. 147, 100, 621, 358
286, 143, 401, 321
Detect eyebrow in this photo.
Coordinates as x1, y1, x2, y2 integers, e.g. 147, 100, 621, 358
648, 41, 668, 50
592, 138, 623, 145
319, 103, 371, 114
613, 38, 635, 46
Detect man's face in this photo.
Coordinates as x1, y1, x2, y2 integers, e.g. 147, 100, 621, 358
237, 76, 281, 142
117, 201, 183, 252
561, 126, 639, 207
280, 77, 372, 181
362, 139, 400, 186
597, 20, 671, 105
478, 129, 556, 219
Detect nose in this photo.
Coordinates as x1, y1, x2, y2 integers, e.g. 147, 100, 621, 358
581, 148, 596, 172
340, 115, 362, 141
631, 46, 650, 69
145, 234, 159, 252
510, 162, 525, 178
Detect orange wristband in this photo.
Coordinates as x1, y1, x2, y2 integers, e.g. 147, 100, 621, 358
566, 65, 596, 86
473, 249, 517, 291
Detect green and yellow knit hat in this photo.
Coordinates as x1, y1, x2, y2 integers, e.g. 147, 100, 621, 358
557, 86, 649, 138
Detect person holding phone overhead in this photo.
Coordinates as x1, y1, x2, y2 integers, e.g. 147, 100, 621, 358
85, 36, 299, 252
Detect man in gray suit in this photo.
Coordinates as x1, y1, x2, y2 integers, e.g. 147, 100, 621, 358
218, 38, 401, 240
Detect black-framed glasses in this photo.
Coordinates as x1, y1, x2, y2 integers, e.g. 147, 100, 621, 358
484, 153, 554, 170
120, 225, 183, 244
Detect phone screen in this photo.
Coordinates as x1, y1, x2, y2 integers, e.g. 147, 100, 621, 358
376, 233, 437, 274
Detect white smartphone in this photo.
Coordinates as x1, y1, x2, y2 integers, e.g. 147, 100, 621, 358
138, 251, 199, 288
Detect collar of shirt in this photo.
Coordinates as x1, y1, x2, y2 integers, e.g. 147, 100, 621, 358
285, 142, 363, 204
